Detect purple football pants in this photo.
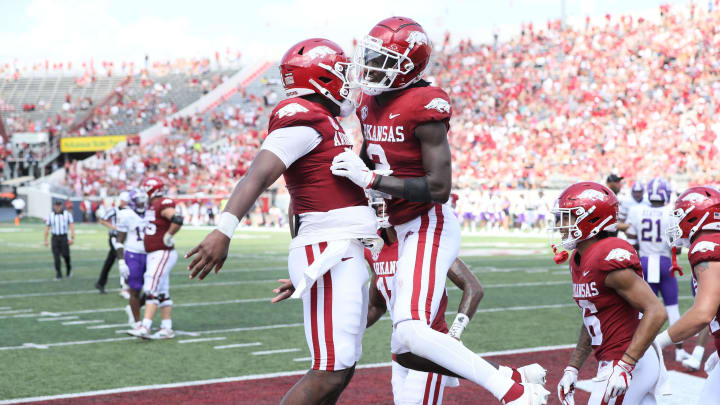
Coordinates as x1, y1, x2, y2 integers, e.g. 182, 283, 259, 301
125, 251, 147, 291
640, 255, 678, 306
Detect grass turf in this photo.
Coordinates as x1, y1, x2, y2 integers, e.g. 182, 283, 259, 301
0, 223, 695, 400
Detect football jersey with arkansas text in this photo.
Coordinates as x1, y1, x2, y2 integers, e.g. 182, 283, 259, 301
687, 232, 720, 354
268, 97, 368, 215
357, 84, 452, 226
144, 197, 175, 253
569, 237, 644, 361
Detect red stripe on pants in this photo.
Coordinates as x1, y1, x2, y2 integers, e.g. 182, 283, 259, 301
422, 373, 434, 405
151, 250, 169, 291
306, 244, 321, 370
425, 205, 444, 323
432, 374, 442, 405
322, 271, 334, 371
411, 213, 430, 321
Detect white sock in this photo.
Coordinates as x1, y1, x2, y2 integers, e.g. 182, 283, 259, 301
666, 304, 680, 325
161, 319, 172, 330
692, 346, 705, 361
141, 318, 152, 329
395, 320, 515, 400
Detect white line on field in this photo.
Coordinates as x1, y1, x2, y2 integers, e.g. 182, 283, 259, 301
214, 342, 262, 350
178, 337, 227, 344
293, 357, 312, 362
38, 316, 79, 322
62, 320, 104, 326
0, 306, 10, 310
0, 308, 32, 315
0, 337, 135, 352
88, 323, 129, 329
0, 343, 575, 404
252, 348, 300, 356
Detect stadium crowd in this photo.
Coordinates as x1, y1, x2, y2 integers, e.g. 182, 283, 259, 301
4, 4, 720, 228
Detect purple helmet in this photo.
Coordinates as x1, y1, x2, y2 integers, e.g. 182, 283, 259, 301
631, 182, 644, 203
128, 189, 148, 214
647, 178, 670, 204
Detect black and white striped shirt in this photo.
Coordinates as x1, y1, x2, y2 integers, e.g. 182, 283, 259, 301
46, 211, 73, 235
103, 207, 118, 237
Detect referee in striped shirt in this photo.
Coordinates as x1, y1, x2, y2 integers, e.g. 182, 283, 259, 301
44, 200, 75, 280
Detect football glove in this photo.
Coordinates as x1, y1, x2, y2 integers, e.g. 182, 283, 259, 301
330, 150, 375, 189
517, 363, 547, 385
705, 350, 719, 373
163, 232, 174, 248
557, 366, 578, 405
603, 360, 634, 403
118, 259, 130, 279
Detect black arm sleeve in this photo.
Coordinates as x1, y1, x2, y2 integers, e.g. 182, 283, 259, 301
170, 214, 184, 225
402, 177, 432, 203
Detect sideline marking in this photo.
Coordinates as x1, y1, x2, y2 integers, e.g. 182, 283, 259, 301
214, 342, 262, 350
38, 316, 79, 322
0, 344, 577, 404
0, 337, 134, 352
0, 308, 32, 315
88, 323, 129, 330
293, 357, 312, 362
252, 348, 300, 356
178, 337, 227, 344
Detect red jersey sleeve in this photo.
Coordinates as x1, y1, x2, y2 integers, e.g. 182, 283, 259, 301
688, 233, 720, 268
268, 98, 328, 134
591, 238, 643, 274
409, 86, 452, 130
363, 248, 373, 267
158, 198, 176, 212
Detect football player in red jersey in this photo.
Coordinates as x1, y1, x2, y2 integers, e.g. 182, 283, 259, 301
549, 182, 668, 405
329, 17, 548, 405
127, 177, 183, 340
654, 186, 720, 404
365, 198, 547, 405
186, 39, 381, 405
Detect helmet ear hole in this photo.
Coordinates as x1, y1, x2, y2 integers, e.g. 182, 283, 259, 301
688, 217, 698, 223
318, 76, 332, 84
589, 217, 600, 223
298, 47, 305, 55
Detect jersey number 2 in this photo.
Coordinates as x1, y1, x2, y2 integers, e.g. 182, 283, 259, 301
366, 143, 390, 171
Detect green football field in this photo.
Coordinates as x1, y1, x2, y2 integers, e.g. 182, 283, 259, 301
0, 223, 696, 401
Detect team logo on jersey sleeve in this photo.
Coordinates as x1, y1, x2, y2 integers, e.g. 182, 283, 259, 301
360, 105, 368, 121
275, 103, 309, 118
424, 98, 450, 113
604, 248, 632, 262
691, 241, 719, 254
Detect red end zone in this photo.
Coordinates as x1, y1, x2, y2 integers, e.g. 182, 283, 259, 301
13, 343, 710, 405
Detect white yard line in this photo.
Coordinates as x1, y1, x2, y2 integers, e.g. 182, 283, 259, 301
0, 337, 135, 352
178, 337, 227, 344
293, 357, 312, 362
0, 308, 32, 315
251, 348, 301, 356
87, 323, 129, 330
213, 342, 262, 350
38, 316, 79, 322
62, 320, 104, 326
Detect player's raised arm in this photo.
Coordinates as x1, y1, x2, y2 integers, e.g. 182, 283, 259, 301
446, 258, 483, 339
186, 150, 286, 279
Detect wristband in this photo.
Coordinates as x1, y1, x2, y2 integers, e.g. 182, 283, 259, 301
448, 313, 470, 339
564, 366, 579, 374
217, 212, 240, 239
654, 330, 674, 349
113, 241, 124, 250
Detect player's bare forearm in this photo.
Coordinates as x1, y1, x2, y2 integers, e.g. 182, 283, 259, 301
606, 268, 667, 363
116, 232, 127, 258
568, 323, 593, 370
617, 222, 631, 232
668, 261, 720, 341
370, 122, 451, 203
69, 223, 75, 239
447, 258, 483, 319
223, 151, 286, 220
43, 226, 49, 244
366, 304, 386, 328
186, 151, 286, 279
167, 222, 181, 236
359, 138, 373, 168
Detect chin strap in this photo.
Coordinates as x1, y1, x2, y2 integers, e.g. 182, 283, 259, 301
670, 246, 684, 277
552, 244, 569, 264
